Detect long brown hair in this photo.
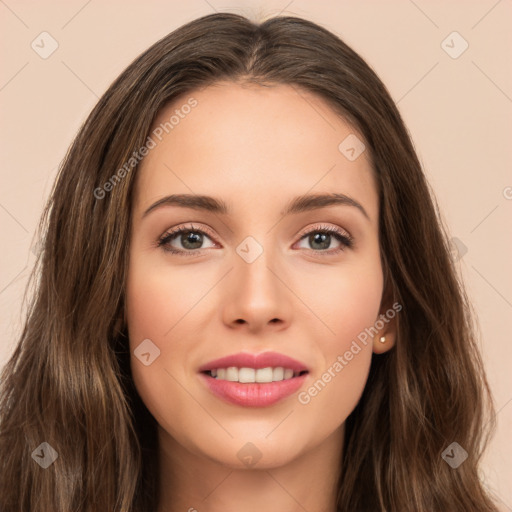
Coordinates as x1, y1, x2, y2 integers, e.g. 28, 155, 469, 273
0, 12, 498, 511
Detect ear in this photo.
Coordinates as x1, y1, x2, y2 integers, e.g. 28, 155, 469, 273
372, 306, 397, 354
372, 276, 399, 355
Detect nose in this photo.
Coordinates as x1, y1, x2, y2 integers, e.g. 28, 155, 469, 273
221, 245, 293, 333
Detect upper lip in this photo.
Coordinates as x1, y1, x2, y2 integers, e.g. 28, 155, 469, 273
198, 351, 309, 373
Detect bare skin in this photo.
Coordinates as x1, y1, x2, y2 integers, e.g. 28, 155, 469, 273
125, 82, 396, 512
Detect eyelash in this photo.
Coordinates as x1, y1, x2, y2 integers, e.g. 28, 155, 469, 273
156, 223, 354, 257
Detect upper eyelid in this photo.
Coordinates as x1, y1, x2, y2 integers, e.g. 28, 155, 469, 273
164, 223, 217, 241
296, 223, 351, 239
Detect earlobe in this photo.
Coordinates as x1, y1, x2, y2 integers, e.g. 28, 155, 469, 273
372, 303, 397, 354
374, 274, 398, 354
372, 331, 396, 354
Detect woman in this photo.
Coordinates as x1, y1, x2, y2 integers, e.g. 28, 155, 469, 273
0, 12, 499, 512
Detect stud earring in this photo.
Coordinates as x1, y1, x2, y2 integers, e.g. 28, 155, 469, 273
379, 336, 386, 343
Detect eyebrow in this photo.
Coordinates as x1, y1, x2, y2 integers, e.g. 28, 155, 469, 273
142, 192, 370, 220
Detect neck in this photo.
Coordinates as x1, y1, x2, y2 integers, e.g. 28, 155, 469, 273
156, 424, 344, 512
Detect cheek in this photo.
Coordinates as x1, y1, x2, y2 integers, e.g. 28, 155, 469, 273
124, 255, 185, 418
292, 254, 383, 422
293, 248, 383, 351
126, 272, 174, 342
331, 266, 383, 346
125, 252, 206, 345
295, 312, 379, 435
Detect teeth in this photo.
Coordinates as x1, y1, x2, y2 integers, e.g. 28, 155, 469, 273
225, 366, 239, 381
238, 367, 255, 383
255, 367, 274, 382
208, 366, 305, 383
273, 367, 284, 381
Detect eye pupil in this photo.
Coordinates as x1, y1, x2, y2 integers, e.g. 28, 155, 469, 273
310, 232, 330, 250
182, 231, 203, 249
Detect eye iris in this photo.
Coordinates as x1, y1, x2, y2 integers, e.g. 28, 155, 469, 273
181, 231, 203, 249
310, 232, 330, 250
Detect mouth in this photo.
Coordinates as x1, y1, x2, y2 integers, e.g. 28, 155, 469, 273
197, 351, 310, 406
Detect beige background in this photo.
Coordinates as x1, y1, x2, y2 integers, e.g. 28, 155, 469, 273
1, 0, 511, 508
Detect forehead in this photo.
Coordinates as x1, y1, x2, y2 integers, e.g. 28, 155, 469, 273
134, 82, 378, 223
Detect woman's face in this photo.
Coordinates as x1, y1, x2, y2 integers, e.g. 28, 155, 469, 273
126, 81, 393, 468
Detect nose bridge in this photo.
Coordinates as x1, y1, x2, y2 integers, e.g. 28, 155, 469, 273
234, 233, 282, 299
223, 232, 291, 328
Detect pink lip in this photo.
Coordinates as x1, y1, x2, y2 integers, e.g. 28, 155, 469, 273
198, 351, 309, 373
199, 372, 309, 407
197, 351, 310, 407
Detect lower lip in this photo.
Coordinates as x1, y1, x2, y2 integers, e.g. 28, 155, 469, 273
199, 372, 309, 407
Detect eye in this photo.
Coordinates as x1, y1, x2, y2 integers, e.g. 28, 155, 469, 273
157, 223, 217, 256
157, 223, 354, 257
295, 224, 353, 256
